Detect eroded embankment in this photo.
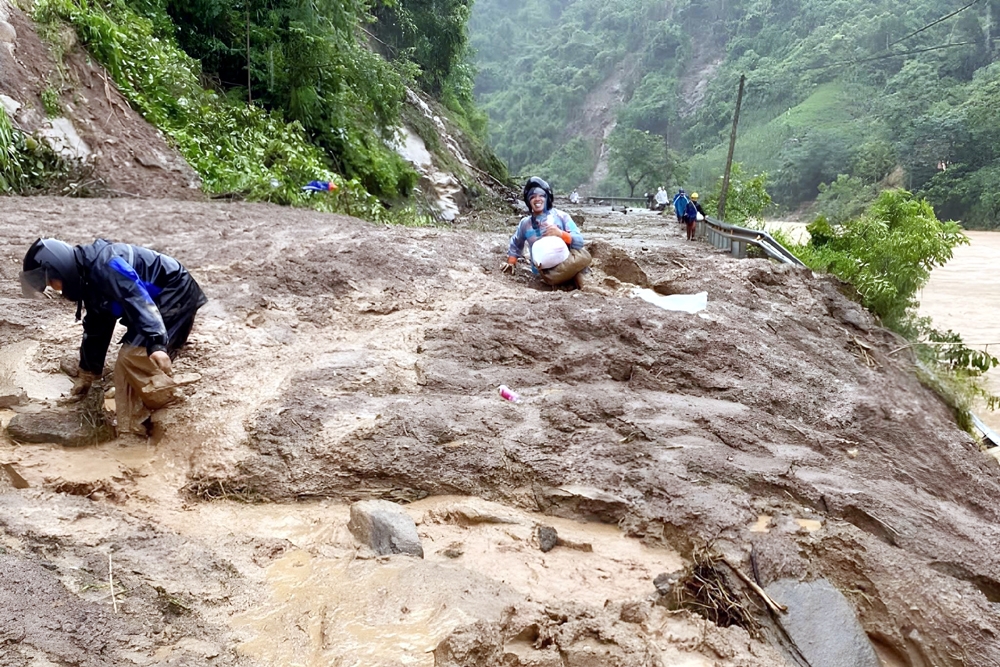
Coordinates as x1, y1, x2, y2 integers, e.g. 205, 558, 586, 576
1, 198, 999, 666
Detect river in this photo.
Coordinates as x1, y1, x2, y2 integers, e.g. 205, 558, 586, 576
918, 230, 1000, 432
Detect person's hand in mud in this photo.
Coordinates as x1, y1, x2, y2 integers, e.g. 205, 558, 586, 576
150, 350, 172, 376
501, 256, 517, 275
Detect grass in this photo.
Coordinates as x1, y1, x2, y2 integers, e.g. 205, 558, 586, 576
687, 82, 858, 187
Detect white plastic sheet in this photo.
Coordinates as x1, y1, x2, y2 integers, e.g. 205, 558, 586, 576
531, 235, 570, 269
631, 288, 708, 314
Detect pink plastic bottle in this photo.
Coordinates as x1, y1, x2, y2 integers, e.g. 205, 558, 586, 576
498, 385, 521, 403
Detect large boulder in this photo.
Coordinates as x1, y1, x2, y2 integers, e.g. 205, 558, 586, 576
766, 578, 880, 667
347, 499, 424, 558
6, 405, 114, 447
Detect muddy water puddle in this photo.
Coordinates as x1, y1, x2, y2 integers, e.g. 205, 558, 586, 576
154, 496, 682, 667
0, 340, 72, 400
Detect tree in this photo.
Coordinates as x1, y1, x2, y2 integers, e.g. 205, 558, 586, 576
800, 189, 967, 328
703, 163, 771, 225
606, 128, 674, 197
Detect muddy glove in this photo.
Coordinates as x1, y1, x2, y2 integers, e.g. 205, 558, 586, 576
501, 256, 518, 274
71, 370, 101, 397
542, 226, 572, 245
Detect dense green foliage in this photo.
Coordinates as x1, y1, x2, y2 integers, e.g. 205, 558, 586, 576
798, 190, 966, 328
788, 188, 998, 424
118, 0, 416, 198
702, 164, 772, 226
1, 107, 72, 194
470, 0, 1000, 226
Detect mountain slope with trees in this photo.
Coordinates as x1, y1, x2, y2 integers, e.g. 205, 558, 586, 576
1, 0, 505, 221
470, 0, 1000, 227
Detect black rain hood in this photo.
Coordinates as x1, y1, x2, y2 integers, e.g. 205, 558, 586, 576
21, 238, 85, 303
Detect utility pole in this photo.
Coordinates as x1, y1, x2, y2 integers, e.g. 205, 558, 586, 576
246, 7, 252, 104
717, 74, 745, 221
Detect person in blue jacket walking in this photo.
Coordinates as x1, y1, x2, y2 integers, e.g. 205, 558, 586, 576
20, 238, 207, 436
672, 189, 700, 241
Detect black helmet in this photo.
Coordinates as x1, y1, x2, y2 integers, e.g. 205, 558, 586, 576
20, 238, 83, 302
522, 177, 553, 211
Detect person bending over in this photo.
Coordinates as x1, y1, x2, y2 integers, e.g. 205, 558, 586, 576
20, 238, 207, 436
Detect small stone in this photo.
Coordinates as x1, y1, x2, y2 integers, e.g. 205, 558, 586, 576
59, 355, 80, 377
0, 390, 28, 408
653, 570, 684, 596
537, 525, 559, 552
348, 499, 424, 558
440, 543, 464, 559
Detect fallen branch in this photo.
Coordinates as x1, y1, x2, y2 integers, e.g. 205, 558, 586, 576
724, 558, 787, 614
108, 552, 118, 613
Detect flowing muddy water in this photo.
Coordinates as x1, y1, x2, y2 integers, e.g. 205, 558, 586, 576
918, 230, 1000, 431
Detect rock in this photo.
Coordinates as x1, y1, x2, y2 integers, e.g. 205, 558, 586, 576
535, 485, 630, 523
348, 499, 424, 558
537, 525, 558, 552
1, 463, 29, 490
653, 570, 684, 596
765, 578, 880, 667
426, 499, 523, 526
6, 406, 115, 447
59, 355, 80, 377
0, 389, 28, 408
0, 93, 21, 117
0, 21, 16, 43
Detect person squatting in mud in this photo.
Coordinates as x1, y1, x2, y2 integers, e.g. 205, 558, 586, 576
20, 238, 207, 437
503, 177, 592, 289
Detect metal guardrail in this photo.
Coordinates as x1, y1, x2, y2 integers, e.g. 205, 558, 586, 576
583, 196, 650, 207
698, 216, 806, 267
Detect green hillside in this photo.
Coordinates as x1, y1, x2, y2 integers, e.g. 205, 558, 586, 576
469, 0, 1000, 227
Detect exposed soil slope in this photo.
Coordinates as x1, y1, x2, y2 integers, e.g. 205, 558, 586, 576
0, 1, 200, 198
1, 199, 998, 666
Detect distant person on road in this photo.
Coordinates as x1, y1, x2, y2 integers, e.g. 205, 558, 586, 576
689, 192, 706, 240
503, 177, 591, 289
672, 189, 699, 240
645, 191, 654, 210
20, 238, 207, 437
569, 188, 580, 205
654, 187, 669, 211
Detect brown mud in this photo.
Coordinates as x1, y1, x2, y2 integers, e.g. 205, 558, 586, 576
1, 199, 999, 666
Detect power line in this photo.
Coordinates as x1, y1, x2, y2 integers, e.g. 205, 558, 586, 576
802, 41, 977, 73
789, 1, 983, 74
887, 0, 982, 49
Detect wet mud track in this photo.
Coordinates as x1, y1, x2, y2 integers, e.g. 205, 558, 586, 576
1, 198, 999, 666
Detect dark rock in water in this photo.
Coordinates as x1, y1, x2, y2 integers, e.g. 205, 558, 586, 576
653, 570, 684, 596
766, 578, 880, 667
348, 499, 423, 557
537, 525, 558, 552
6, 404, 115, 448
0, 389, 28, 408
